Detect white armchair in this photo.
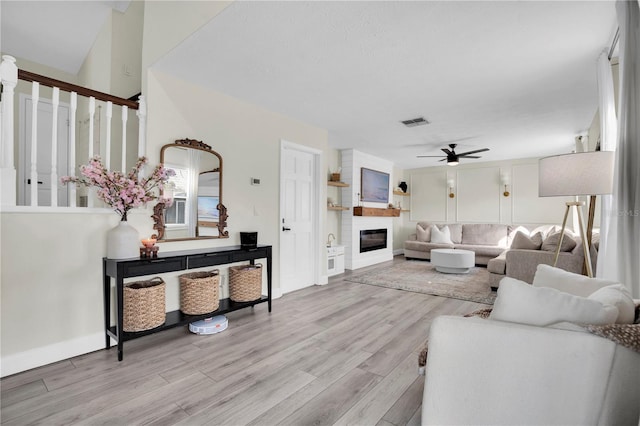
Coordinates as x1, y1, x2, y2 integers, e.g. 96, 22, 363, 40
421, 266, 640, 425
422, 316, 640, 425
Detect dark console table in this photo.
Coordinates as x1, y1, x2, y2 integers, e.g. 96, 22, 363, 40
103, 245, 272, 361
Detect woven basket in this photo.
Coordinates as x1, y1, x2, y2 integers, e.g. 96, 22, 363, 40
229, 263, 263, 302
179, 270, 220, 315
123, 277, 166, 332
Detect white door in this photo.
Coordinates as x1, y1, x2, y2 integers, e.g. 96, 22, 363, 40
19, 96, 70, 206
280, 146, 316, 293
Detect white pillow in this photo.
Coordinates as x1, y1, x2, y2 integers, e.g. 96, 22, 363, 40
490, 277, 618, 326
588, 284, 635, 324
430, 225, 453, 244
532, 264, 619, 298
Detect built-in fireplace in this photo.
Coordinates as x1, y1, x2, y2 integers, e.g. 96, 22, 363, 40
360, 229, 388, 253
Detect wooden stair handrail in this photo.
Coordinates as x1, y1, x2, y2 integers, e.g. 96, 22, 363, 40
18, 69, 139, 110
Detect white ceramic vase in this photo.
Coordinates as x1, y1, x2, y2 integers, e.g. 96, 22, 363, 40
107, 219, 140, 259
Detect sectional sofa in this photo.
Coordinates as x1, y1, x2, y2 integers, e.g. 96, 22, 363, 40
404, 222, 596, 288
404, 222, 513, 265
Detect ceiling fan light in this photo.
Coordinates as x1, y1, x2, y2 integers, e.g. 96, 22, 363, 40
447, 160, 459, 166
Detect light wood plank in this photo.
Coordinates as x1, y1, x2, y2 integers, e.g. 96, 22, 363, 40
278, 368, 383, 426
0, 256, 491, 426
382, 376, 426, 426
333, 352, 419, 425
247, 351, 373, 426
0, 379, 47, 408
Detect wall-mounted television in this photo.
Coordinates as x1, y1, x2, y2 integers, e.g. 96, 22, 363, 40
361, 167, 390, 203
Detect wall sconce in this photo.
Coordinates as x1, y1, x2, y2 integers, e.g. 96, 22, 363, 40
501, 173, 511, 197
447, 179, 455, 198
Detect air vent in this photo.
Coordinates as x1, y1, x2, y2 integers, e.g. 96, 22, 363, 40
401, 117, 430, 127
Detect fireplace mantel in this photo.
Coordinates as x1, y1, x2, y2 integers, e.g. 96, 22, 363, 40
353, 207, 400, 217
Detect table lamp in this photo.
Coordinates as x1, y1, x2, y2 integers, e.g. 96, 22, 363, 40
538, 151, 614, 277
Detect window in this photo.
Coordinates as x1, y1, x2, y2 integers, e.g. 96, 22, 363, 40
164, 165, 189, 226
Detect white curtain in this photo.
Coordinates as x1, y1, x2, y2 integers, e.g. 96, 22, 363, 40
612, 0, 640, 298
595, 50, 618, 280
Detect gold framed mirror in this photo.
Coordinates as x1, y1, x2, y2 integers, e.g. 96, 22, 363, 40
152, 138, 228, 241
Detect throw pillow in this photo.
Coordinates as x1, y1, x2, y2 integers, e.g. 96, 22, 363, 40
416, 224, 431, 242
506, 226, 530, 246
532, 264, 620, 298
588, 284, 635, 324
510, 231, 543, 250
490, 277, 619, 326
430, 225, 453, 244
531, 224, 561, 240
541, 231, 577, 252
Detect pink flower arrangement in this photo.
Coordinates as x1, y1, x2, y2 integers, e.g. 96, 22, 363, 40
62, 156, 175, 220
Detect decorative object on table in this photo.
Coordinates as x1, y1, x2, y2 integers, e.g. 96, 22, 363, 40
61, 156, 175, 259
399, 181, 408, 193
229, 263, 263, 302
123, 277, 166, 332
189, 315, 228, 335
329, 167, 342, 182
140, 237, 159, 258
538, 151, 614, 277
179, 269, 220, 315
240, 232, 258, 250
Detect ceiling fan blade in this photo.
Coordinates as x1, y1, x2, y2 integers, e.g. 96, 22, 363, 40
441, 148, 452, 155
458, 155, 481, 159
438, 158, 447, 162
417, 155, 446, 158
456, 148, 489, 156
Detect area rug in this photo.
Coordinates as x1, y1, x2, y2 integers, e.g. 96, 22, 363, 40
345, 261, 496, 305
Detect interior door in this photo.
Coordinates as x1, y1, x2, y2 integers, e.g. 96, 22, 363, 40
20, 97, 70, 206
280, 147, 315, 293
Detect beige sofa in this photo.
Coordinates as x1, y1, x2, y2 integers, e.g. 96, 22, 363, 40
404, 222, 513, 265
488, 237, 598, 288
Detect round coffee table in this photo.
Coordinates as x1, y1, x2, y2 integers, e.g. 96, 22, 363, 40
431, 249, 475, 274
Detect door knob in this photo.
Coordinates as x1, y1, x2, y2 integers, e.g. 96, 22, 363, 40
282, 227, 291, 231
27, 179, 43, 185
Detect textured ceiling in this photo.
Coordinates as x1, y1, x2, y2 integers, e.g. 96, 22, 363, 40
1, 1, 130, 75
154, 1, 618, 169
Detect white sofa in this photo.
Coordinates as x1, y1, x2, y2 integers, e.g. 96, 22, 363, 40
422, 316, 640, 425
422, 266, 640, 425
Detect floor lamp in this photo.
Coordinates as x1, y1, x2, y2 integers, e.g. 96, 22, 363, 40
538, 151, 614, 277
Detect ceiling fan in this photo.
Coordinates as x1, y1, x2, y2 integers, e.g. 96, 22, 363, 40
417, 144, 489, 166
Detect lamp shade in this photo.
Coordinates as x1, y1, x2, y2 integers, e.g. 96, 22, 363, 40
539, 151, 614, 197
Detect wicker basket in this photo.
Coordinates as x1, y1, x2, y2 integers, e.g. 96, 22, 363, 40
229, 264, 263, 302
179, 270, 220, 315
123, 277, 166, 332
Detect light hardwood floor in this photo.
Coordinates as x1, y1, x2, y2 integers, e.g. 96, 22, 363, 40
1, 257, 488, 425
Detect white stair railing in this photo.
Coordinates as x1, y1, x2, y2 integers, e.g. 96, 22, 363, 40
0, 55, 146, 208
0, 55, 18, 207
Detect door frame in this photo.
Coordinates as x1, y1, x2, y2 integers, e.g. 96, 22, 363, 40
279, 139, 323, 295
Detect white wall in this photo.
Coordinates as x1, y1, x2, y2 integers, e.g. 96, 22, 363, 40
146, 68, 331, 285
340, 149, 395, 270
0, 209, 150, 376
0, 0, 334, 375
398, 157, 574, 241
141, 1, 232, 90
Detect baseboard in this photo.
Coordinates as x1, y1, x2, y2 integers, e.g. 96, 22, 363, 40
393, 249, 405, 256
1, 332, 114, 378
